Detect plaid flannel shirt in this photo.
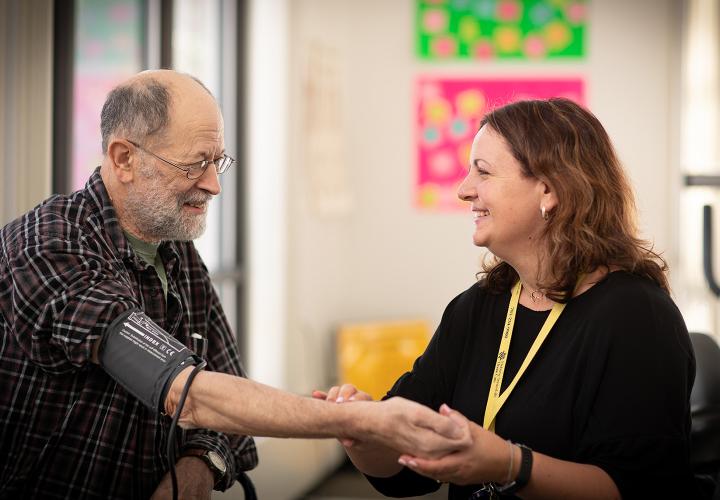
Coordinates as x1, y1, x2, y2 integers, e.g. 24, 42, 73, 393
0, 168, 257, 499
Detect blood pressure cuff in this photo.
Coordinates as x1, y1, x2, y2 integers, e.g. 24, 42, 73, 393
98, 308, 202, 413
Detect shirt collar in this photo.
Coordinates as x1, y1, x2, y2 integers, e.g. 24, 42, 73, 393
84, 167, 135, 262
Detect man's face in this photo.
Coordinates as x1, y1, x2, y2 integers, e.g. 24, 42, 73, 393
124, 88, 225, 242
124, 160, 216, 241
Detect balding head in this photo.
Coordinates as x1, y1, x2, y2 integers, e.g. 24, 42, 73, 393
99, 70, 225, 243
100, 70, 215, 154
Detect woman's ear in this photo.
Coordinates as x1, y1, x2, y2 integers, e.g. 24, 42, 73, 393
106, 139, 136, 184
538, 178, 558, 212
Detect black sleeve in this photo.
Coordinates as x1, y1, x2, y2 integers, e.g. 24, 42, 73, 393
366, 285, 479, 497
575, 285, 697, 498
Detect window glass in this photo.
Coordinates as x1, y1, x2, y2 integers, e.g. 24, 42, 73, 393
173, 0, 224, 273
73, 0, 145, 191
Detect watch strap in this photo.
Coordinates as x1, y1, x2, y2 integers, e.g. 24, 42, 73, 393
182, 448, 226, 486
495, 443, 533, 494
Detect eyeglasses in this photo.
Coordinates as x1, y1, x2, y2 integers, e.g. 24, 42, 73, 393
127, 139, 235, 180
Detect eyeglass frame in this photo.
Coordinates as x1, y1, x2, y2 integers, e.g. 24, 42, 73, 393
126, 139, 235, 180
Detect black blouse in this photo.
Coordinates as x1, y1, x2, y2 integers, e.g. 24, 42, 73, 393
367, 271, 697, 499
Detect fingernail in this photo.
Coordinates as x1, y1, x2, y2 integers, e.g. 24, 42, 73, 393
349, 395, 356, 401
440, 403, 449, 412
336, 397, 344, 403
398, 458, 407, 466
408, 460, 418, 467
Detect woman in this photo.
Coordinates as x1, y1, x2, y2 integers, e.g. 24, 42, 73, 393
316, 98, 698, 498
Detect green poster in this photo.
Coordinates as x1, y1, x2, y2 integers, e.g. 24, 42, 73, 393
416, 0, 586, 60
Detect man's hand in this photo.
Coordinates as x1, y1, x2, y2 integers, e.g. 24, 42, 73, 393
314, 385, 470, 477
150, 456, 215, 500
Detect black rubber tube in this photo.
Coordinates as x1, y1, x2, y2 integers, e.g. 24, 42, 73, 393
237, 471, 257, 500
702, 205, 720, 298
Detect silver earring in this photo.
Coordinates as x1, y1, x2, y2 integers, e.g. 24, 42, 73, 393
541, 206, 549, 221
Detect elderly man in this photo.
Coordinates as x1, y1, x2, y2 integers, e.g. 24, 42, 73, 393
0, 70, 468, 500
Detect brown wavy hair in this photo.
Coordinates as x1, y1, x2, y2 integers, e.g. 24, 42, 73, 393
478, 98, 668, 300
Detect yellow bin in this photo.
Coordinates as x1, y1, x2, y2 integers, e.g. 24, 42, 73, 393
336, 320, 431, 401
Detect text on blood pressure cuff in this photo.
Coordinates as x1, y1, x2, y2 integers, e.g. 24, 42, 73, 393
98, 309, 202, 412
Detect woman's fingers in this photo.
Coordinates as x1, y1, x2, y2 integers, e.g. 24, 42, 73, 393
311, 384, 373, 403
311, 390, 328, 400
398, 454, 453, 482
337, 383, 372, 402
326, 386, 341, 402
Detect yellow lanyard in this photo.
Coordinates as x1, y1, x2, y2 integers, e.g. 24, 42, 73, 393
483, 281, 566, 432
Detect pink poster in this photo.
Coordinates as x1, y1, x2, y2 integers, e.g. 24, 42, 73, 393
416, 77, 585, 211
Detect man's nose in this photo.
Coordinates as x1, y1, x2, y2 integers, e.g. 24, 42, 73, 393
195, 164, 222, 195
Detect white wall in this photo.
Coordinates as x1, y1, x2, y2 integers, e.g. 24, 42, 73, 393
239, 1, 681, 498
0, 0, 53, 225
283, 0, 680, 391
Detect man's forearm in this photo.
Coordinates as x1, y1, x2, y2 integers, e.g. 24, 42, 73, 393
166, 368, 358, 439
166, 368, 472, 460
150, 456, 214, 500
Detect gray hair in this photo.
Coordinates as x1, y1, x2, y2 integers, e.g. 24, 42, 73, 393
100, 78, 171, 153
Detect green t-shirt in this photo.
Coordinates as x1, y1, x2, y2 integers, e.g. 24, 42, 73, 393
123, 231, 168, 299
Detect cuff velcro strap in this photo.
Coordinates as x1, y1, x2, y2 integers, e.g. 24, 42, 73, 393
99, 308, 202, 412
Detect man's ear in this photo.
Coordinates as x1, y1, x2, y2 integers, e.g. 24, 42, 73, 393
106, 139, 136, 184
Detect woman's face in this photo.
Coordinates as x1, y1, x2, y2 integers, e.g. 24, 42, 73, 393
457, 125, 553, 261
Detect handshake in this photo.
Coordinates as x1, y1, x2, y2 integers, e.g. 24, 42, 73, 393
165, 369, 506, 486
310, 384, 492, 485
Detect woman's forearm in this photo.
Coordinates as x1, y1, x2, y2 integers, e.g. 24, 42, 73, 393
397, 413, 620, 499
518, 451, 620, 500
346, 443, 403, 478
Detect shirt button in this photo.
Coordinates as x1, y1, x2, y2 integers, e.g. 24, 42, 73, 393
150, 288, 159, 297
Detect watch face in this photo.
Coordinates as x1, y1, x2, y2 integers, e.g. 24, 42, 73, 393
207, 450, 227, 474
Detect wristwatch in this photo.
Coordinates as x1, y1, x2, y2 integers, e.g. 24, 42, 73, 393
495, 443, 533, 495
182, 448, 227, 486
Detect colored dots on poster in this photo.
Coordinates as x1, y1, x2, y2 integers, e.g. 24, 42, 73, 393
422, 126, 442, 146
496, 0, 522, 22
524, 35, 546, 58
456, 89, 485, 117
544, 20, 571, 51
494, 25, 522, 54
416, 78, 585, 211
458, 16, 481, 43
423, 9, 449, 32
424, 97, 453, 125
429, 150, 457, 178
417, 0, 586, 60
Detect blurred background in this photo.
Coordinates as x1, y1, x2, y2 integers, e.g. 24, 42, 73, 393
1, 0, 719, 498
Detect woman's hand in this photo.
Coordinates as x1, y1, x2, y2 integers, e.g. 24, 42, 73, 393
314, 386, 471, 460
312, 383, 373, 404
312, 384, 373, 447
397, 405, 510, 485
313, 386, 472, 477
345, 398, 471, 460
